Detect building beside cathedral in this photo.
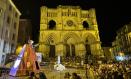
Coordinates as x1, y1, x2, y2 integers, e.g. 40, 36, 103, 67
102, 47, 114, 61
39, 5, 103, 59
112, 22, 131, 61
18, 19, 32, 45
0, 0, 21, 65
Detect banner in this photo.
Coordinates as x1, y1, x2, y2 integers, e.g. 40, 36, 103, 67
36, 53, 42, 62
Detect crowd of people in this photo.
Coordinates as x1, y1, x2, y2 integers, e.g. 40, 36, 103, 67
1, 61, 131, 79
86, 62, 131, 79
64, 72, 81, 79
63, 62, 131, 79
26, 71, 47, 79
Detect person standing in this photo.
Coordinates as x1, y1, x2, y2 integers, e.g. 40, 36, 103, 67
70, 72, 81, 79
27, 71, 36, 79
88, 66, 95, 79
64, 72, 71, 79
70, 73, 78, 79
39, 72, 47, 79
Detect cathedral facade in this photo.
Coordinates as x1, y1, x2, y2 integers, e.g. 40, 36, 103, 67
39, 5, 103, 58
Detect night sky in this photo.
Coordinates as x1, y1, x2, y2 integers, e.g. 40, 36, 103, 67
12, 0, 131, 46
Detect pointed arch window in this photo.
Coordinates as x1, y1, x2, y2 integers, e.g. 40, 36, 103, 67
48, 20, 56, 30
83, 21, 89, 29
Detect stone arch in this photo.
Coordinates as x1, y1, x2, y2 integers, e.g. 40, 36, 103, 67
45, 33, 57, 58
83, 21, 89, 29
83, 33, 97, 56
48, 20, 56, 30
62, 32, 81, 57
62, 32, 81, 43
45, 33, 57, 44
83, 33, 96, 44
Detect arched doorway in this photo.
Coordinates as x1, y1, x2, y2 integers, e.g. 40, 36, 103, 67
84, 39, 92, 64
48, 39, 56, 58
71, 44, 75, 56
48, 20, 56, 30
63, 32, 80, 58
85, 39, 91, 55
49, 45, 55, 58
65, 44, 75, 57
45, 33, 57, 58
83, 21, 89, 29
66, 44, 70, 57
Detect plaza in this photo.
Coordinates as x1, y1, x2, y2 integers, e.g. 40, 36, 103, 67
0, 65, 86, 79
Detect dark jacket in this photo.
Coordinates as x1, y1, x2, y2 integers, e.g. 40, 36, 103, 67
39, 72, 47, 79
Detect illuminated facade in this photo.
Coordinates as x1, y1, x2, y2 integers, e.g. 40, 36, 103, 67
0, 0, 21, 65
102, 47, 114, 61
112, 22, 131, 56
112, 39, 120, 56
39, 5, 103, 58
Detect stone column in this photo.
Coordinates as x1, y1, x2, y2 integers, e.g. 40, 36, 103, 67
69, 44, 72, 56
56, 42, 64, 56
39, 43, 49, 57
76, 43, 85, 56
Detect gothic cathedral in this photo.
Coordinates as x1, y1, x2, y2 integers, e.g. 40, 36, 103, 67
39, 5, 103, 58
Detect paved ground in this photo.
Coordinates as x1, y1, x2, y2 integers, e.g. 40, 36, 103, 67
42, 66, 86, 79
0, 65, 87, 79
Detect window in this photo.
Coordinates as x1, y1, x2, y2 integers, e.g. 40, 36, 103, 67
83, 21, 89, 29
12, 33, 15, 40
0, 8, 2, 16
48, 20, 56, 30
1, 55, 5, 64
14, 22, 17, 29
75, 12, 77, 17
65, 12, 67, 16
9, 5, 12, 11
48, 13, 49, 17
1, 27, 4, 38
11, 44, 14, 53
87, 14, 90, 18
63, 12, 65, 16
62, 12, 63, 16
72, 12, 74, 16
15, 13, 18, 18
50, 13, 52, 17
5, 30, 8, 38
7, 16, 11, 24
67, 20, 74, 26
47, 13, 48, 17
49, 13, 50, 17
3, 41, 6, 52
